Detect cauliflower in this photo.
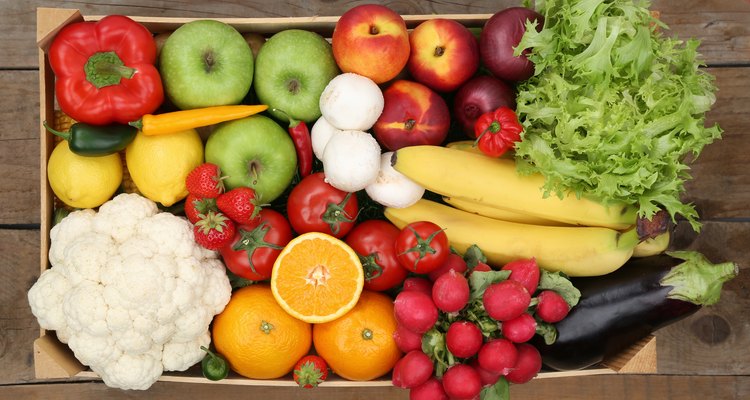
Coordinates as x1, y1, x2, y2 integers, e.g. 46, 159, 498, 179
28, 193, 232, 390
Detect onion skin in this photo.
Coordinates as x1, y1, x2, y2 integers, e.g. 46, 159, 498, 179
452, 75, 517, 138
480, 7, 544, 82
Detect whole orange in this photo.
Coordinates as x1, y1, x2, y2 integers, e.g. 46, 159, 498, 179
211, 284, 312, 379
312, 290, 402, 381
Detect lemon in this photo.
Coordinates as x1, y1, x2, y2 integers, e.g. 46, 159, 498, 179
126, 129, 203, 207
47, 141, 123, 209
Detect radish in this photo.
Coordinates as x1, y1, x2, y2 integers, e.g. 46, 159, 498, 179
394, 290, 438, 334
477, 338, 518, 375
402, 277, 433, 297
505, 343, 542, 384
470, 358, 502, 387
445, 320, 483, 358
535, 290, 571, 323
391, 357, 405, 387
483, 279, 531, 321
501, 312, 537, 343
501, 258, 540, 294
432, 269, 470, 313
471, 261, 493, 274
409, 377, 448, 400
441, 363, 482, 400
393, 323, 424, 353
427, 253, 468, 281
391, 350, 434, 388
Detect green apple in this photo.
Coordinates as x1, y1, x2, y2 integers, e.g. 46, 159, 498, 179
205, 115, 297, 203
254, 29, 340, 123
160, 20, 253, 110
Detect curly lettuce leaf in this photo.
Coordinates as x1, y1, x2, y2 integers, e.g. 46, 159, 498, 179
515, 0, 721, 231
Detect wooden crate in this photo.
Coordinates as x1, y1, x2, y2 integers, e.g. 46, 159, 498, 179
35, 7, 657, 387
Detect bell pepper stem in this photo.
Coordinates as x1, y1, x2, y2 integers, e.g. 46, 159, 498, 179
85, 51, 137, 88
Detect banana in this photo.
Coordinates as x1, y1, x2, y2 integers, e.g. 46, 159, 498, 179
443, 196, 569, 226
445, 140, 483, 154
391, 146, 638, 230
384, 199, 639, 277
632, 231, 671, 257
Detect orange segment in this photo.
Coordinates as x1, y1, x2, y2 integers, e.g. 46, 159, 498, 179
271, 232, 365, 323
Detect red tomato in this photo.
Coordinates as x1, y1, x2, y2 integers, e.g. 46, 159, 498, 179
345, 220, 408, 292
286, 172, 359, 238
395, 221, 450, 274
219, 209, 293, 281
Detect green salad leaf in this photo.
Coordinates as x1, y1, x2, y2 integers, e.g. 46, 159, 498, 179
515, 0, 721, 231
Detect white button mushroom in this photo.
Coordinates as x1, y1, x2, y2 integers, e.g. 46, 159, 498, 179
322, 130, 381, 192
365, 152, 425, 208
319, 73, 384, 131
311, 116, 342, 161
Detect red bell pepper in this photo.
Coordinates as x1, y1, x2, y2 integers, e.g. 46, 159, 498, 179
473, 106, 524, 158
48, 15, 164, 126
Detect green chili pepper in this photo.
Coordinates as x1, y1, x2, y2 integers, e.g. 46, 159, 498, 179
200, 346, 229, 381
44, 121, 137, 157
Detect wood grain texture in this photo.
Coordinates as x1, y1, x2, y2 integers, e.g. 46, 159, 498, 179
0, 229, 40, 385
0, 375, 748, 399
1, 0, 748, 397
1, 0, 749, 68
0, 70, 40, 225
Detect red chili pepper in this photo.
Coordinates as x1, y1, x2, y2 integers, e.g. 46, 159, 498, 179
48, 15, 164, 126
273, 109, 313, 178
473, 106, 524, 158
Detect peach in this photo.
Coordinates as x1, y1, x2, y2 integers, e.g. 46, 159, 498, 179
373, 80, 450, 151
332, 4, 410, 84
407, 19, 480, 92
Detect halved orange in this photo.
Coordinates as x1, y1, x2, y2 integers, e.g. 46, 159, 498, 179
271, 231, 364, 323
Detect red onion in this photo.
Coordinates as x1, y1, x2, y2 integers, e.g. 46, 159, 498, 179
480, 7, 544, 82
452, 75, 516, 138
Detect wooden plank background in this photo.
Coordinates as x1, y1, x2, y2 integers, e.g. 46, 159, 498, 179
1, 0, 748, 398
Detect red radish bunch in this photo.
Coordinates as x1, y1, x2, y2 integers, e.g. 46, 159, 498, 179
390, 247, 581, 399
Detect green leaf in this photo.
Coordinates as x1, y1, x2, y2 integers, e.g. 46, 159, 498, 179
515, 0, 722, 232
537, 269, 581, 308
535, 320, 558, 345
481, 377, 510, 400
463, 244, 488, 268
469, 270, 511, 301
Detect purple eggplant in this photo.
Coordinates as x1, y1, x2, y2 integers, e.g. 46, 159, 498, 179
534, 251, 737, 371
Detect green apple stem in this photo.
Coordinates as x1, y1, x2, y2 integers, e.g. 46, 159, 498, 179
248, 160, 261, 186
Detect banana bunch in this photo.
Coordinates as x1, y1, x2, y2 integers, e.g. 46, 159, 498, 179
386, 146, 669, 276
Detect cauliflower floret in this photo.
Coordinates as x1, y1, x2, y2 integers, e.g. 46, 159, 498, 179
68, 332, 119, 367
27, 268, 71, 331
162, 331, 211, 371
62, 281, 109, 336
93, 193, 159, 243
28, 193, 233, 391
137, 212, 199, 259
98, 345, 163, 391
48, 209, 96, 267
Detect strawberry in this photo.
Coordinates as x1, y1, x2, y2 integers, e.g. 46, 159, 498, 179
216, 187, 262, 225
293, 355, 328, 388
186, 163, 225, 198
193, 211, 236, 250
184, 194, 218, 224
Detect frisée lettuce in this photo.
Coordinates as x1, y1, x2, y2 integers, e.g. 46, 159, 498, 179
514, 0, 721, 231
